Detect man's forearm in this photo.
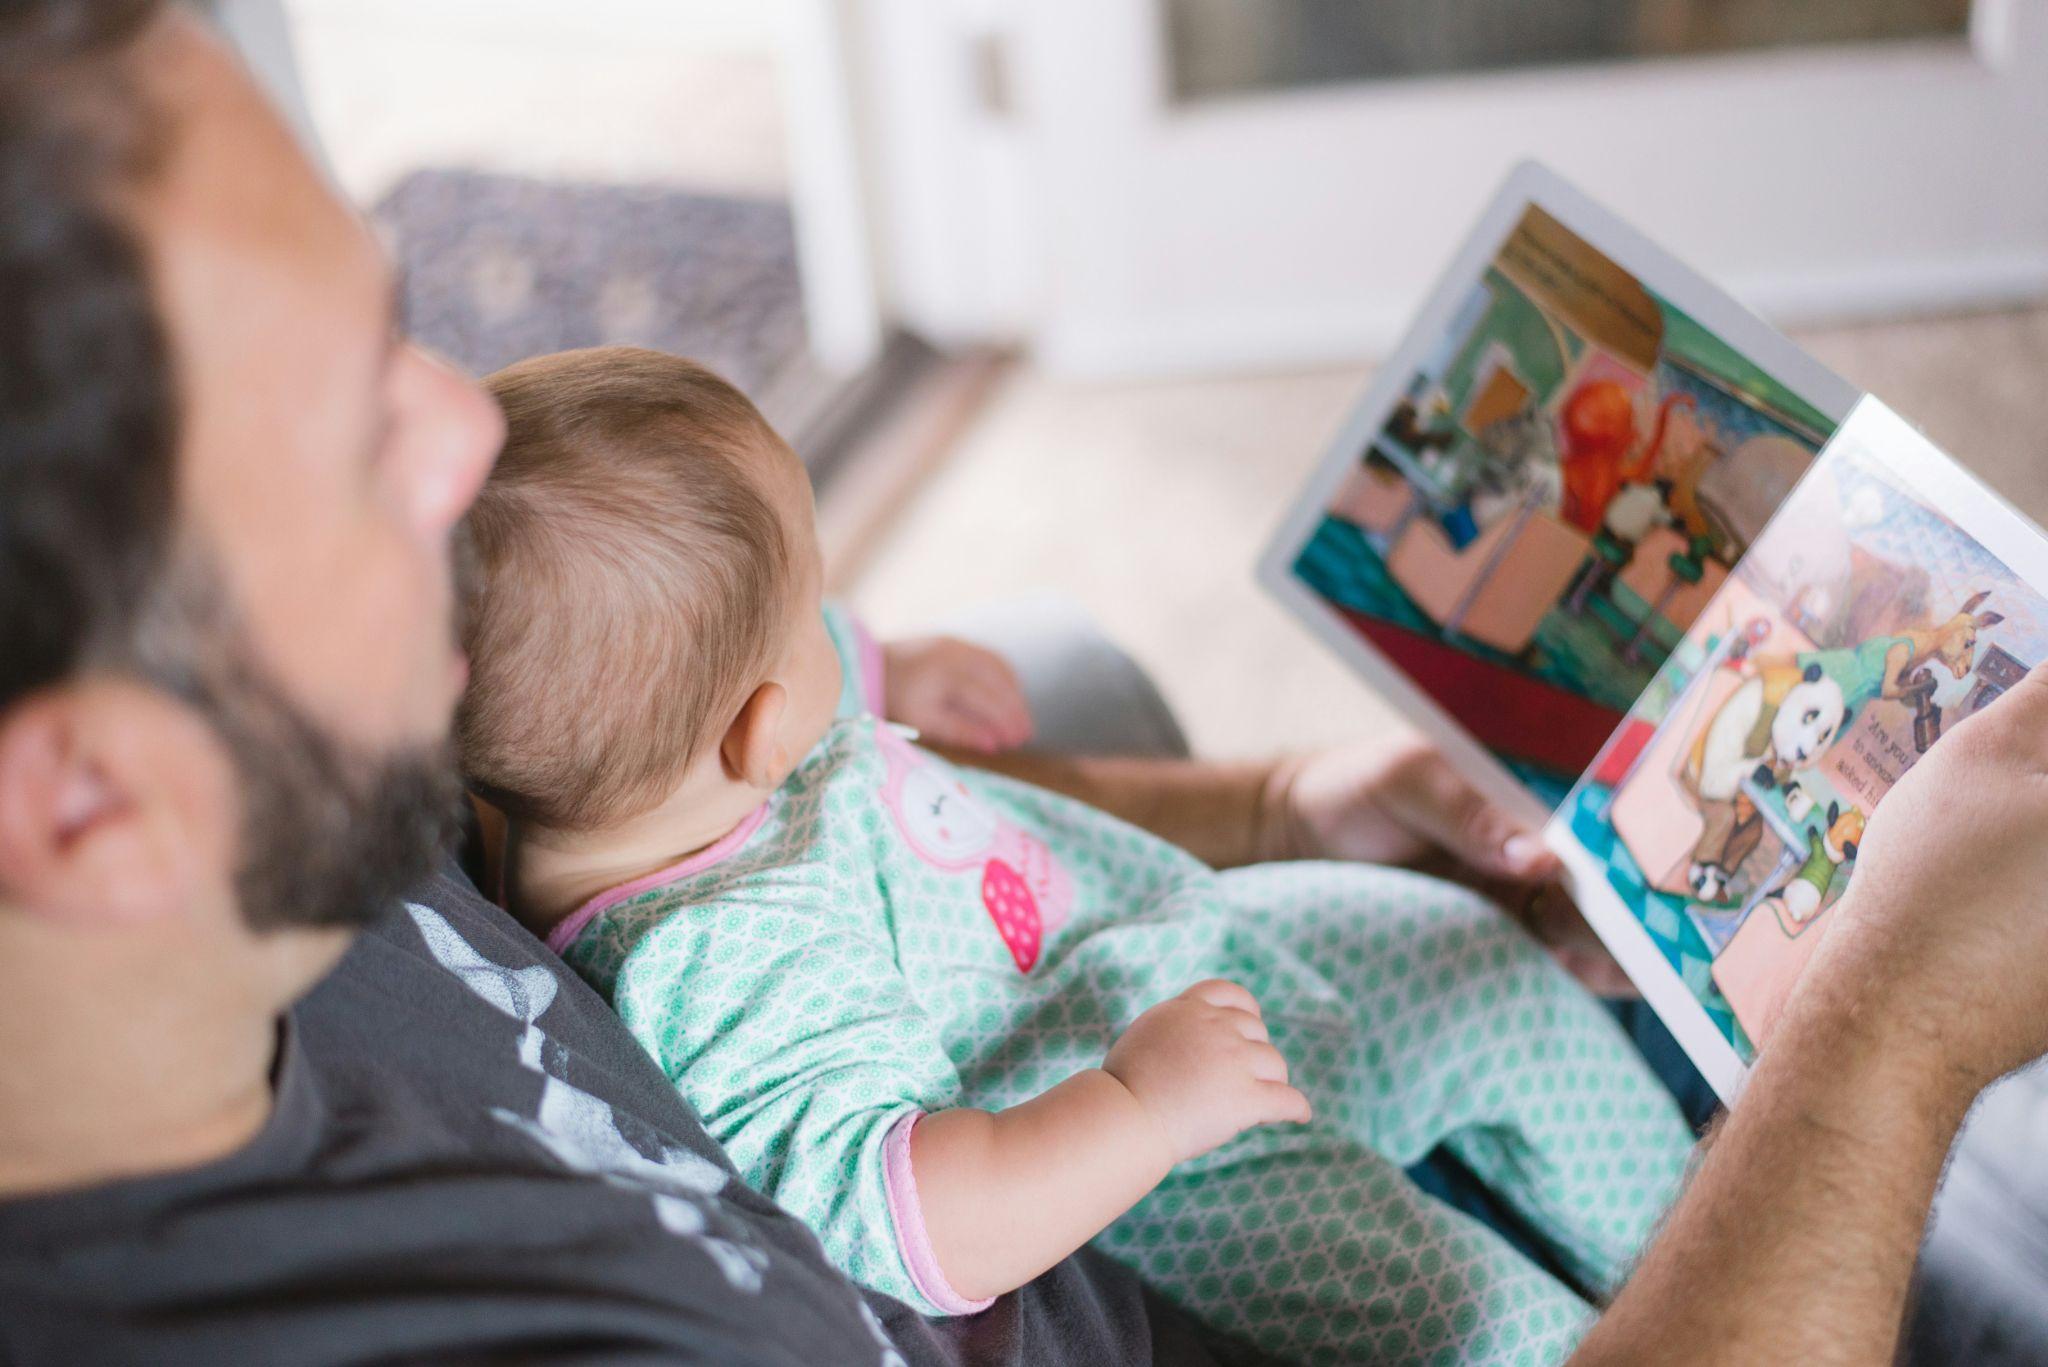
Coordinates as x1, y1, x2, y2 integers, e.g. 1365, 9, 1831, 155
934, 746, 1286, 869
1573, 935, 1976, 1365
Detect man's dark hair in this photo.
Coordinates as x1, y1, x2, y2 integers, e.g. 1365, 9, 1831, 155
1, 1, 465, 930
0, 0, 175, 706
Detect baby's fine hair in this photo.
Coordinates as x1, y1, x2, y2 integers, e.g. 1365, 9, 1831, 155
458, 346, 792, 831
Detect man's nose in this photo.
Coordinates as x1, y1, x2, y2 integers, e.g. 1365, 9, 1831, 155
404, 347, 504, 536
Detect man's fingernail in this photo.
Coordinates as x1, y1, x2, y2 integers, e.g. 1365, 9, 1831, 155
1503, 834, 1543, 868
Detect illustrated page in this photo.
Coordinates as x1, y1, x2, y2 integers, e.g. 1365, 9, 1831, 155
1264, 166, 1853, 823
1553, 398, 2048, 1098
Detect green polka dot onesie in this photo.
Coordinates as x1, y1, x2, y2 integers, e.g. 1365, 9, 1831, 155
553, 606, 1693, 1365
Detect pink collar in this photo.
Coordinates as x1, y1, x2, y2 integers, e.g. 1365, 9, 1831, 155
545, 803, 771, 954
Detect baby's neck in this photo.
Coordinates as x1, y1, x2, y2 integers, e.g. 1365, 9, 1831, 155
505, 784, 767, 935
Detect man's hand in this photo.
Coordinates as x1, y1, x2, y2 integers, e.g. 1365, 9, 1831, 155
1262, 738, 1632, 994
882, 636, 1034, 754
1261, 736, 1548, 874
1103, 980, 1312, 1163
1574, 667, 2048, 1367
1816, 661, 2048, 1092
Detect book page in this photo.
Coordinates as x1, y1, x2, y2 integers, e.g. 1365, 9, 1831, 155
1261, 163, 1855, 828
1552, 397, 2048, 1100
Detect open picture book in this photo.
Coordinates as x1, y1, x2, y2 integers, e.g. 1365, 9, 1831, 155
1259, 162, 2048, 1102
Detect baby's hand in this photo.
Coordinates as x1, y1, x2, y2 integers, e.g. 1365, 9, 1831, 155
1103, 980, 1311, 1164
881, 635, 1034, 754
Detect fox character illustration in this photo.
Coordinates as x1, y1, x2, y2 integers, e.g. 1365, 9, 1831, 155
1764, 801, 1865, 928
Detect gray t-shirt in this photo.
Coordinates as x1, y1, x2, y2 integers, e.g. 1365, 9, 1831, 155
0, 864, 1263, 1366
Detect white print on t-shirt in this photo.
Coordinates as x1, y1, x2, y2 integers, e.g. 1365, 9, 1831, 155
404, 902, 770, 1292
859, 1301, 912, 1367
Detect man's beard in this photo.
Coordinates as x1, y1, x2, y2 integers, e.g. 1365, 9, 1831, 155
209, 658, 463, 932
133, 555, 464, 932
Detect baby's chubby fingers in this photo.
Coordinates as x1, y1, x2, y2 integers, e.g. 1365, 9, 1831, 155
1241, 1037, 1291, 1085
942, 689, 1026, 754
955, 650, 1034, 747
933, 697, 1007, 754
879, 634, 1034, 750
1182, 978, 1263, 1016
1253, 1081, 1314, 1127
1104, 982, 1306, 1161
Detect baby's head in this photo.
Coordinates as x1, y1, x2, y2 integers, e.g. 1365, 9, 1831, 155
458, 347, 841, 843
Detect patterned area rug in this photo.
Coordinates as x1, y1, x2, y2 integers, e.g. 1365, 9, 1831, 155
373, 168, 808, 403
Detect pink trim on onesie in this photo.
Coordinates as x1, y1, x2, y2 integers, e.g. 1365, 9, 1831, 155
545, 804, 771, 954
851, 614, 886, 713
882, 1110, 994, 1315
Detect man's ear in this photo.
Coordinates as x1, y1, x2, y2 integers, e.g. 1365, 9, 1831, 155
719, 681, 789, 791
0, 683, 236, 930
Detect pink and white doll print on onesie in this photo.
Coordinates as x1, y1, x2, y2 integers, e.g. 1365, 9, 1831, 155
877, 721, 1072, 973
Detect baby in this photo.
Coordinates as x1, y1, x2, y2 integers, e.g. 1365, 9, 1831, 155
458, 347, 1694, 1366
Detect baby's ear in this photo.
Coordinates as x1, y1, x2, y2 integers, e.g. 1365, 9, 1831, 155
721, 681, 790, 791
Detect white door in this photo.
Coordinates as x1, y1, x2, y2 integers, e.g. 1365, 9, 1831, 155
979, 0, 2048, 378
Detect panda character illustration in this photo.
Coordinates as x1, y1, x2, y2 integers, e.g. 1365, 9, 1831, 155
1682, 661, 1848, 902
1687, 660, 1849, 801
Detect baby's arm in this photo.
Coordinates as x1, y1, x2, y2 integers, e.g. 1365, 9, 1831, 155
821, 600, 1032, 752
602, 849, 1300, 1314
910, 979, 1311, 1302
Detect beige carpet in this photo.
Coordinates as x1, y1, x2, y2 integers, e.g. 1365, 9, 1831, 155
846, 305, 2048, 761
